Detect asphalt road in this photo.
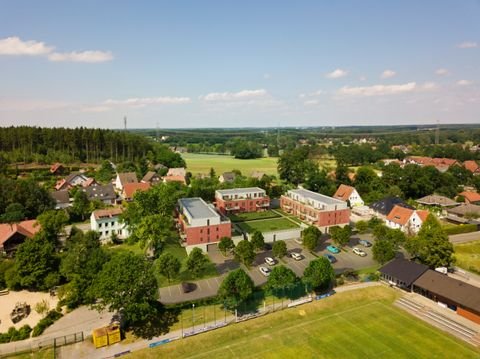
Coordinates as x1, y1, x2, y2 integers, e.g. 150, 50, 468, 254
449, 231, 480, 244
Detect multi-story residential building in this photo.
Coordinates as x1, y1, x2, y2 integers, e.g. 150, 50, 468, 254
90, 208, 129, 242
280, 188, 350, 232
215, 187, 270, 215
178, 197, 231, 252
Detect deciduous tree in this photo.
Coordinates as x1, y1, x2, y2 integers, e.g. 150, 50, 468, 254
266, 265, 297, 297
250, 231, 265, 251
218, 269, 254, 309
272, 240, 287, 259
156, 253, 181, 283
186, 248, 209, 277
302, 226, 321, 251
234, 240, 256, 266
218, 237, 235, 255
372, 239, 396, 264
302, 257, 335, 291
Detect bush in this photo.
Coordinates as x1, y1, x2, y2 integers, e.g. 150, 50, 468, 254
0, 325, 32, 343
443, 224, 477, 235
32, 310, 63, 337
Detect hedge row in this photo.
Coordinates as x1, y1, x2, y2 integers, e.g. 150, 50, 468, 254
32, 310, 63, 337
0, 325, 32, 343
443, 224, 478, 235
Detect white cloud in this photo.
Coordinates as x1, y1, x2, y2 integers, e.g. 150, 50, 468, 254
326, 69, 348, 79
200, 89, 268, 102
81, 105, 111, 113
435, 68, 449, 76
104, 97, 191, 106
457, 41, 478, 49
381, 70, 396, 79
457, 80, 473, 86
48, 50, 113, 63
0, 36, 53, 56
303, 99, 319, 106
337, 82, 417, 96
422, 82, 438, 90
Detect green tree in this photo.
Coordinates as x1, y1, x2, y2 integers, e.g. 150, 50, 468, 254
234, 240, 256, 266
266, 265, 297, 297
133, 214, 174, 256
302, 226, 321, 251
330, 225, 352, 247
96, 160, 115, 183
218, 237, 235, 255
156, 253, 181, 283
90, 252, 158, 324
70, 190, 90, 221
186, 248, 209, 277
355, 220, 369, 234
272, 240, 287, 259
0, 203, 25, 226
36, 210, 69, 244
372, 239, 396, 264
250, 231, 265, 251
302, 257, 335, 291
218, 269, 254, 310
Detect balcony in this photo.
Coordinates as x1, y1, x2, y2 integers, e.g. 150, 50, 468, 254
256, 202, 270, 208
226, 206, 240, 211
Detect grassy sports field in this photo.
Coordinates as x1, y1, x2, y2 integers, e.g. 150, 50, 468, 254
182, 153, 279, 176
454, 240, 480, 274
126, 286, 480, 359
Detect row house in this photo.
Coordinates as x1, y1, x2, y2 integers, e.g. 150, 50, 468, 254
215, 187, 270, 215
280, 188, 350, 232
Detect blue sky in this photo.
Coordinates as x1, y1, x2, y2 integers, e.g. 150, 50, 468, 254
0, 0, 479, 128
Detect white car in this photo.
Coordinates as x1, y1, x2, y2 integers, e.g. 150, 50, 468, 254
259, 266, 271, 276
290, 252, 303, 261
353, 247, 367, 257
265, 257, 276, 266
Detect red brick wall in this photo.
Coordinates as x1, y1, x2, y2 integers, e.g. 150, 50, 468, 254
216, 197, 270, 215
184, 222, 231, 245
457, 307, 480, 324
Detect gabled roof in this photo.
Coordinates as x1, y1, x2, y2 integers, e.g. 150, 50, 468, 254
54, 179, 68, 191
164, 175, 186, 185
0, 220, 40, 246
370, 197, 413, 216
220, 172, 236, 182
123, 182, 151, 199
83, 184, 116, 201
447, 203, 480, 217
379, 258, 429, 287
50, 163, 64, 173
416, 194, 458, 207
333, 184, 356, 201
51, 190, 70, 205
167, 168, 186, 177
64, 172, 88, 184
82, 178, 98, 188
386, 205, 415, 226
416, 210, 429, 223
117, 172, 138, 186
142, 171, 160, 183
464, 160, 480, 174
459, 191, 480, 203
92, 208, 123, 220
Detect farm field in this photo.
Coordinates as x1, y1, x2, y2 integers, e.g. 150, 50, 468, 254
126, 286, 480, 359
236, 217, 300, 233
181, 153, 279, 176
454, 240, 480, 274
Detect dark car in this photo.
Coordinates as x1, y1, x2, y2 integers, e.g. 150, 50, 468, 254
323, 253, 337, 263
181, 282, 196, 293
359, 239, 372, 247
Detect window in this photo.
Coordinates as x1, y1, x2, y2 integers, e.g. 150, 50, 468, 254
111, 221, 115, 227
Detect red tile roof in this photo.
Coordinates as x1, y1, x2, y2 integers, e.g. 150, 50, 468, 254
50, 163, 64, 173
0, 220, 40, 246
386, 205, 415, 226
459, 191, 480, 203
333, 184, 355, 201
464, 160, 480, 174
123, 182, 151, 199
92, 208, 123, 220
416, 210, 430, 223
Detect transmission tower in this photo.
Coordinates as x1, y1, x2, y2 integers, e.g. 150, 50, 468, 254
123, 116, 127, 131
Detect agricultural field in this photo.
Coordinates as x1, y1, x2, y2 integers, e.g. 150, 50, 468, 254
236, 217, 300, 233
181, 153, 279, 176
126, 286, 480, 359
454, 240, 480, 274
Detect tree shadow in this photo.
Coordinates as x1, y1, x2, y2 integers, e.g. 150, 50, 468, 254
129, 302, 180, 339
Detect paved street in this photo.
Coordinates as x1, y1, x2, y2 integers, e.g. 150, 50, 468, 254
449, 231, 480, 244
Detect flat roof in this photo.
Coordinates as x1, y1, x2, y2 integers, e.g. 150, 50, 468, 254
179, 197, 219, 219
289, 188, 344, 205
379, 258, 429, 287
216, 187, 265, 195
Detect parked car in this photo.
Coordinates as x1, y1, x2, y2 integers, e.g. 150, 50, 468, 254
290, 252, 303, 261
265, 257, 276, 266
181, 282, 196, 293
353, 247, 367, 257
259, 266, 271, 276
323, 253, 336, 263
326, 245, 340, 254
359, 239, 372, 247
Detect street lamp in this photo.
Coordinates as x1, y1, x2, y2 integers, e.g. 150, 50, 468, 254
192, 303, 195, 333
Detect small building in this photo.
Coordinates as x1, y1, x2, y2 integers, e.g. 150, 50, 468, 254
385, 205, 429, 234
250, 171, 266, 180
163, 175, 187, 185
463, 160, 480, 175
413, 270, 480, 324
82, 178, 99, 188
141, 171, 162, 185
167, 168, 186, 177
82, 184, 116, 205
369, 197, 413, 218
51, 190, 71, 209
55, 172, 90, 191
177, 197, 231, 252
446, 203, 480, 219
0, 220, 40, 256
122, 182, 151, 201
49, 163, 65, 175
90, 208, 129, 242
416, 194, 458, 208
280, 188, 350, 232
115, 172, 138, 191
379, 258, 429, 290
458, 191, 480, 205
215, 187, 270, 215
219, 172, 236, 184
333, 184, 364, 207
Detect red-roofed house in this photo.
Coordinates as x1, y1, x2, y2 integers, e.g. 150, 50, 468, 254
386, 205, 429, 234
122, 182, 151, 201
0, 220, 40, 256
333, 184, 364, 207
459, 191, 480, 205
50, 163, 65, 175
464, 161, 480, 175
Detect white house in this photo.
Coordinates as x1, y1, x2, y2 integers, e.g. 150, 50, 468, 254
333, 184, 364, 207
386, 205, 429, 234
90, 208, 129, 242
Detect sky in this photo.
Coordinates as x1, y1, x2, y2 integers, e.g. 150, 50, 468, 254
0, 0, 479, 129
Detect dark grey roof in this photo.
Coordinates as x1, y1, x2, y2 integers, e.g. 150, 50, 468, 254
370, 197, 413, 216
221, 172, 236, 182
447, 203, 480, 217
142, 171, 160, 183
414, 270, 480, 314
51, 190, 70, 204
379, 258, 429, 287
82, 184, 116, 201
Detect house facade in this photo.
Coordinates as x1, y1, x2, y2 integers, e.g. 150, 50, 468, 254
55, 172, 89, 191
385, 205, 429, 234
0, 220, 40, 256
333, 184, 364, 207
215, 187, 270, 215
115, 172, 138, 191
280, 188, 350, 232
177, 197, 231, 252
90, 208, 129, 242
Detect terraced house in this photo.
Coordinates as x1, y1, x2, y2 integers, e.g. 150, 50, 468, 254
280, 188, 350, 232
215, 187, 270, 215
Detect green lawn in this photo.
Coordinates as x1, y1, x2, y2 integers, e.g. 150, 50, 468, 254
181, 153, 278, 176
237, 218, 300, 233
125, 286, 480, 359
228, 210, 281, 222
454, 240, 480, 274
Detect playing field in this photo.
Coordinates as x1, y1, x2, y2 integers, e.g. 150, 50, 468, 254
126, 286, 480, 358
454, 240, 480, 274
181, 153, 279, 176
236, 217, 300, 233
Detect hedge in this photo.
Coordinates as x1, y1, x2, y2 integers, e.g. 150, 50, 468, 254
443, 224, 478, 235
32, 310, 63, 337
0, 325, 32, 343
